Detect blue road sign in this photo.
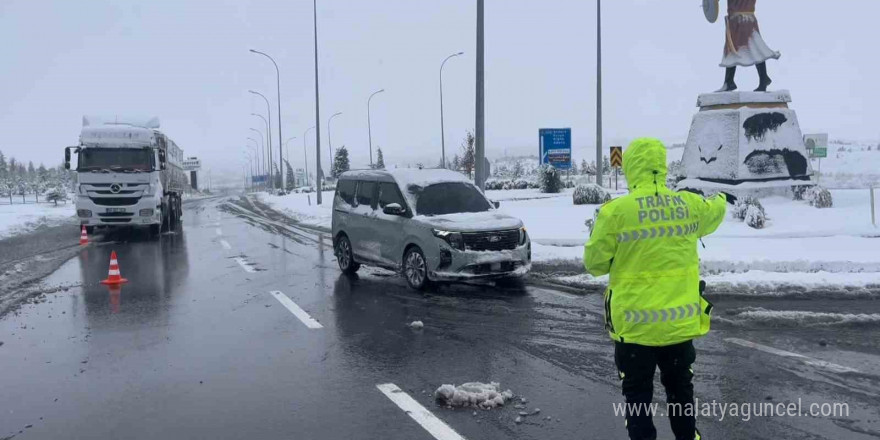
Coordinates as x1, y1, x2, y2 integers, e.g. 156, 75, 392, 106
539, 128, 572, 169
251, 174, 268, 184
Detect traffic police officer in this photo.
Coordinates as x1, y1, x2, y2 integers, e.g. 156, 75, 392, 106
584, 138, 732, 440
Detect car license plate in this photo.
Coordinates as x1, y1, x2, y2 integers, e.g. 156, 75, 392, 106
106, 208, 127, 214
491, 262, 502, 271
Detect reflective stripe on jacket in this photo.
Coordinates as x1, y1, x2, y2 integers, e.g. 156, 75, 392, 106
584, 138, 727, 346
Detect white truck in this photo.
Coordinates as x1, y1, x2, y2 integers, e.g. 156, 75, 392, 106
65, 116, 187, 237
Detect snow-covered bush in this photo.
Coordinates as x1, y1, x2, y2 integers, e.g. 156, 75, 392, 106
573, 184, 611, 205
484, 179, 505, 191
502, 180, 513, 190
537, 165, 562, 193
791, 185, 810, 201
45, 187, 68, 205
807, 186, 833, 208
744, 205, 766, 229
526, 180, 540, 189
514, 179, 530, 190
732, 196, 765, 222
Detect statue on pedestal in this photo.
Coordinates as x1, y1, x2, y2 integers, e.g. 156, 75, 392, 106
705, 0, 780, 92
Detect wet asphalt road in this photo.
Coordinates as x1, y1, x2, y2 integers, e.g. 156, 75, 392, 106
1, 195, 879, 440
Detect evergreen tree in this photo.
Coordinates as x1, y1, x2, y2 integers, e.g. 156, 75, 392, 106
27, 161, 35, 179
285, 160, 296, 192
0, 151, 7, 179
570, 160, 579, 175
459, 130, 475, 178
512, 160, 524, 179
332, 146, 350, 177
37, 163, 48, 180
581, 159, 589, 175
375, 147, 385, 169
8, 158, 17, 178
452, 154, 461, 172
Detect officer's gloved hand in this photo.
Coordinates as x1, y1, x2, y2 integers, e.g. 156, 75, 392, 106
720, 192, 738, 205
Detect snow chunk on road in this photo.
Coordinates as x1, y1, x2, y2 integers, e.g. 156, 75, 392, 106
434, 382, 513, 409
408, 320, 424, 329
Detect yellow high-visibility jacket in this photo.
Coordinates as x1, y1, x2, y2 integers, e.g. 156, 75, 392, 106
584, 138, 727, 346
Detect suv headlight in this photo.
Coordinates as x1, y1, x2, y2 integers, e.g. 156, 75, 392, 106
519, 227, 528, 246
432, 229, 464, 251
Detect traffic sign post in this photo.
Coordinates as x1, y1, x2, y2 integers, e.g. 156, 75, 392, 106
804, 134, 828, 184
610, 146, 622, 190
539, 128, 572, 169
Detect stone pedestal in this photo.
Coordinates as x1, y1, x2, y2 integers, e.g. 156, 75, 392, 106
678, 90, 813, 191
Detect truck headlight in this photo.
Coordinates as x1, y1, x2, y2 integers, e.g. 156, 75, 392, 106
519, 227, 528, 246
77, 209, 92, 218
432, 229, 464, 251
139, 208, 154, 217
142, 184, 155, 196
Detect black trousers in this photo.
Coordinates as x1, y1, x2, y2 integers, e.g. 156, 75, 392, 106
614, 340, 697, 440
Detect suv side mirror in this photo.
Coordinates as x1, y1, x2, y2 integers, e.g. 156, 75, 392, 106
382, 203, 405, 216
158, 149, 167, 170
64, 148, 71, 170
493, 200, 500, 209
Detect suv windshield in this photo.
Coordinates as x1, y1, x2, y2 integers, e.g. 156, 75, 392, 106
415, 182, 492, 216
78, 148, 153, 172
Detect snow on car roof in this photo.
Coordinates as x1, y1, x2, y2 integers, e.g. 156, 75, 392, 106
386, 168, 471, 189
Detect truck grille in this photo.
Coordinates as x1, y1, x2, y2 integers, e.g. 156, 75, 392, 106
100, 218, 132, 223
90, 197, 141, 206
461, 229, 520, 251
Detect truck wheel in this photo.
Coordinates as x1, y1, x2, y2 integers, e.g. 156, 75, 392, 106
149, 224, 161, 236
85, 226, 95, 235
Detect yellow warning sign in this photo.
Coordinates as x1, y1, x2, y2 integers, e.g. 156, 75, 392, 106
610, 146, 623, 168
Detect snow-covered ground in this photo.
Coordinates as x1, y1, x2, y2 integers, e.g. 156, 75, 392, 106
255, 185, 880, 291
0, 201, 76, 239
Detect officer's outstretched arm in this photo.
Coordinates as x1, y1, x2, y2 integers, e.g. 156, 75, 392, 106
696, 193, 728, 237
584, 206, 618, 277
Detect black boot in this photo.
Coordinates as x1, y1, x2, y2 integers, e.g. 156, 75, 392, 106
755, 62, 772, 92
716, 67, 737, 92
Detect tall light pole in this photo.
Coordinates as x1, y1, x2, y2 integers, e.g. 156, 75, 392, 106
595, 0, 603, 187
249, 49, 285, 191
284, 136, 297, 187
251, 113, 270, 175
367, 89, 385, 167
247, 139, 261, 179
304, 126, 316, 187
312, 0, 323, 204
249, 128, 265, 188
249, 90, 274, 190
440, 51, 464, 169
328, 111, 342, 176
474, 0, 486, 189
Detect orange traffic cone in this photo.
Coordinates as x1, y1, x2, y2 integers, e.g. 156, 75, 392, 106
79, 225, 89, 245
100, 251, 128, 285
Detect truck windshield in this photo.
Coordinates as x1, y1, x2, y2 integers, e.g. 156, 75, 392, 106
78, 148, 153, 172
415, 182, 492, 216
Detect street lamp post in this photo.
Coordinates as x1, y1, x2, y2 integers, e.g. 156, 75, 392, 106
596, 0, 603, 187
312, 0, 323, 204
247, 140, 261, 179
304, 126, 316, 187
474, 0, 486, 189
251, 113, 270, 180
328, 112, 342, 177
249, 90, 274, 190
249, 49, 285, 191
249, 128, 265, 188
367, 89, 384, 167
440, 52, 464, 169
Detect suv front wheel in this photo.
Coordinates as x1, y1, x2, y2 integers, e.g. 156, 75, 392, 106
403, 246, 430, 290
335, 234, 360, 274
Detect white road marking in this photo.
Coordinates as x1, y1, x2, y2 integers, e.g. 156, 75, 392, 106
376, 383, 466, 440
725, 338, 859, 374
269, 291, 323, 329
234, 257, 255, 273
219, 240, 231, 250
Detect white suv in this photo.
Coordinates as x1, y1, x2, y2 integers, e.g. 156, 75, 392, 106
331, 168, 531, 290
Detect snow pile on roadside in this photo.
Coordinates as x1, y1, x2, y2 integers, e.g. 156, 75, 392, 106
0, 203, 76, 240
719, 307, 880, 327
256, 191, 332, 230
408, 320, 424, 329
435, 382, 513, 409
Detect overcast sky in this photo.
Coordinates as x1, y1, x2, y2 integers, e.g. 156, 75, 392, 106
2, 0, 878, 183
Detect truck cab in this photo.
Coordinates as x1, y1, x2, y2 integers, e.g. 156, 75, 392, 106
66, 117, 185, 237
